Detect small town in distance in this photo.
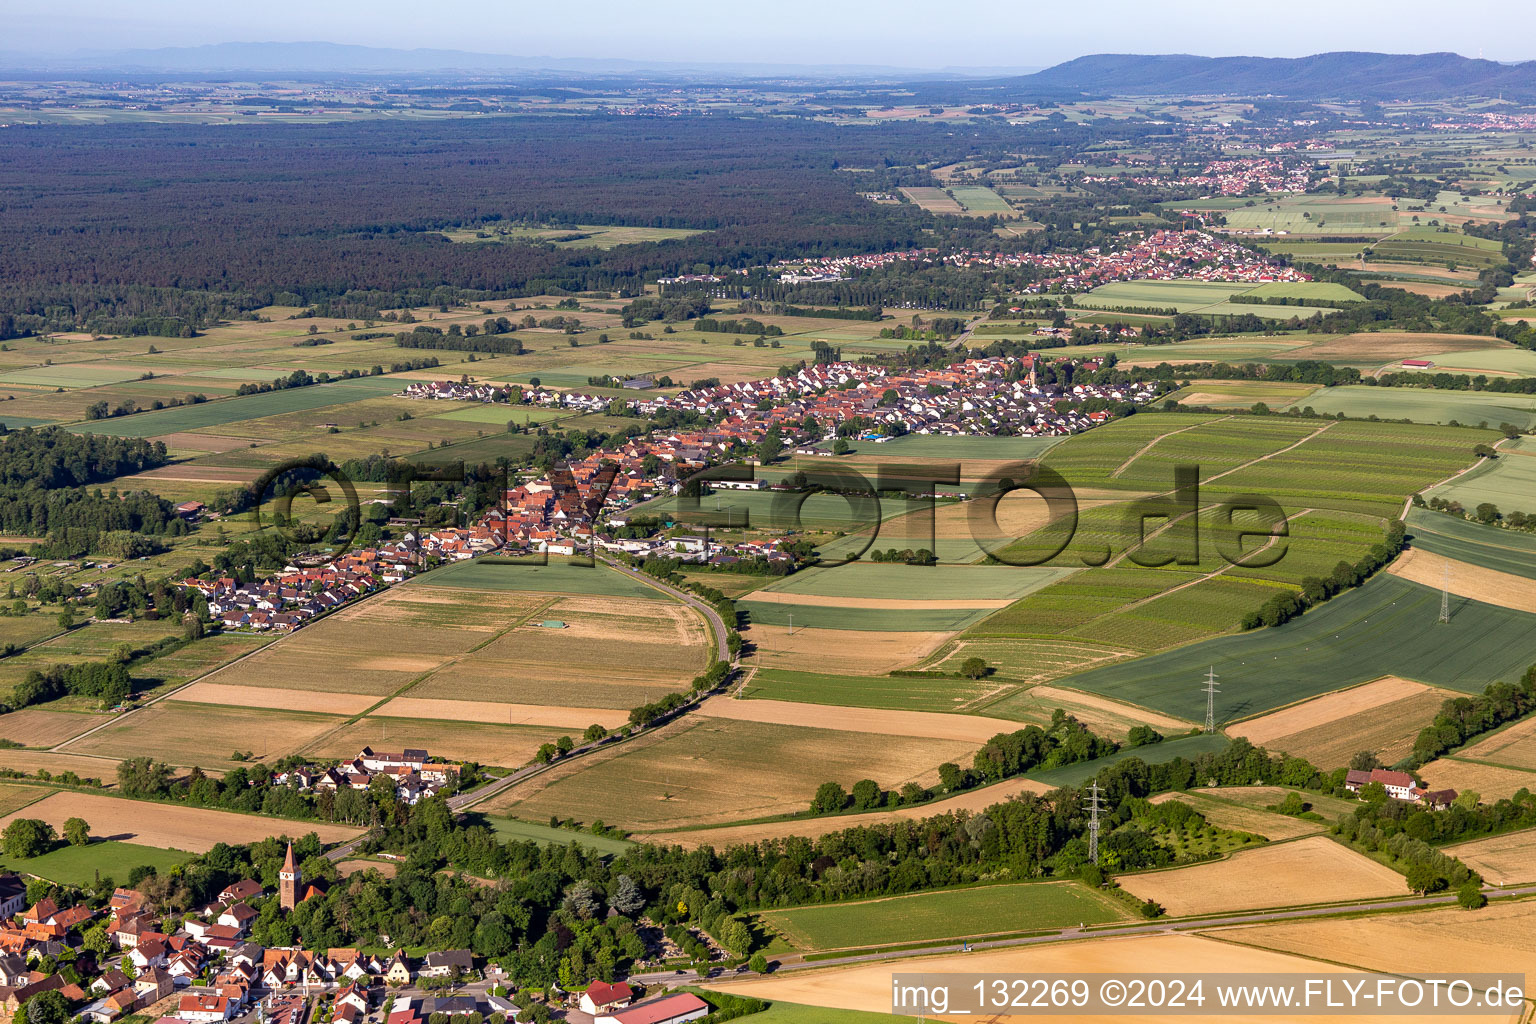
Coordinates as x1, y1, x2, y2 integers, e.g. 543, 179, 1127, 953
5, 8, 1536, 1024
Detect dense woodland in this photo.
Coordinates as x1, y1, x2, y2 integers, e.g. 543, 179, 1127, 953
0, 117, 1094, 331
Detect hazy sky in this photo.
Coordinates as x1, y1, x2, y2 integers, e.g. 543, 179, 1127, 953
9, 0, 1536, 67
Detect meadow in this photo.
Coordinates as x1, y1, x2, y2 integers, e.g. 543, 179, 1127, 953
418, 558, 668, 599
483, 817, 635, 856
760, 882, 1127, 951
0, 840, 193, 887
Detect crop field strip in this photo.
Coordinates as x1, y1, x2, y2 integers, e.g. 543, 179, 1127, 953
484, 715, 981, 830
1115, 836, 1405, 917
1057, 574, 1536, 721
1226, 676, 1455, 769
760, 881, 1129, 951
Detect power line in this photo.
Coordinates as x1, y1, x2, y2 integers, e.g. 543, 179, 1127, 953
1202, 666, 1219, 733
1440, 561, 1451, 624
1085, 780, 1104, 866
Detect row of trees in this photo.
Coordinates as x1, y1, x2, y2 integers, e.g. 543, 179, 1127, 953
1241, 519, 1406, 629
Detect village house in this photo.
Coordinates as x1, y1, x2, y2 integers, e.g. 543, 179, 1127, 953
596, 993, 710, 1024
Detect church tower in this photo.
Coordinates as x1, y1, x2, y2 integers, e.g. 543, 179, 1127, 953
279, 841, 300, 910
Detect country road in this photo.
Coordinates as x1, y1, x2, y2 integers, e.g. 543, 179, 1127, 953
597, 554, 731, 663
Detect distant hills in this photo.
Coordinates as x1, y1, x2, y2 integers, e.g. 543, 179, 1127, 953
6, 42, 1535, 100
1007, 51, 1536, 101
2, 41, 1037, 80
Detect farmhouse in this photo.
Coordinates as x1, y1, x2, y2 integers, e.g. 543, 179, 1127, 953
597, 994, 710, 1024
579, 981, 635, 1015
1345, 768, 1458, 808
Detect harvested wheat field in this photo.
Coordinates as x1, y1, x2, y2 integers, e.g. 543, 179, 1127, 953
696, 696, 1018, 743
1443, 828, 1536, 885
402, 595, 711, 709
1149, 791, 1325, 840
303, 716, 568, 769
1455, 714, 1536, 771
0, 784, 50, 818
1009, 685, 1193, 732
1302, 332, 1503, 363
486, 717, 977, 830
1420, 758, 1536, 800
1116, 836, 1405, 917
707, 933, 1457, 1024
1389, 548, 1536, 613
374, 697, 629, 730
1227, 676, 1452, 769
0, 750, 128, 784
749, 625, 948, 674
203, 585, 554, 696
63, 703, 345, 770
174, 681, 378, 716
0, 708, 105, 747
1212, 899, 1536, 979
0, 792, 362, 852
638, 775, 1054, 848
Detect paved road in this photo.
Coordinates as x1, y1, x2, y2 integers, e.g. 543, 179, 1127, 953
629, 884, 1536, 985
598, 554, 731, 663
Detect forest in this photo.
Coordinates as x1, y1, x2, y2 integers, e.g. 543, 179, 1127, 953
0, 116, 1107, 330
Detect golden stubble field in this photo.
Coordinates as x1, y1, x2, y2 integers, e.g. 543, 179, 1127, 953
1454, 714, 1536, 771
748, 625, 950, 674
1419, 758, 1536, 800
1443, 828, 1536, 885
706, 932, 1512, 1024
1148, 791, 1326, 841
1116, 836, 1405, 917
1211, 899, 1536, 979
1227, 676, 1453, 769
485, 716, 979, 830
1388, 547, 1536, 614
0, 791, 362, 852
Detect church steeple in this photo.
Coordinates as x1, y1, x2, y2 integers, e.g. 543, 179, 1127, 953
279, 842, 300, 910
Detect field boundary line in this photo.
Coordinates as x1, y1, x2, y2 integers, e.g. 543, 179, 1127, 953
1109, 416, 1231, 479
51, 632, 288, 753
1402, 433, 1514, 518
292, 595, 562, 756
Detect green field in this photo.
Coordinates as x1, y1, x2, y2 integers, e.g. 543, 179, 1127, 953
949, 186, 1015, 214
641, 489, 915, 533
1025, 732, 1231, 788
0, 840, 193, 886
760, 564, 1074, 600
1427, 436, 1536, 513
1061, 575, 1536, 722
1405, 508, 1536, 579
1082, 281, 1336, 318
816, 433, 1065, 460
741, 668, 998, 712
760, 881, 1126, 950
726, 1003, 900, 1024
1167, 380, 1321, 408
1177, 196, 1403, 236
69, 376, 408, 436
1242, 282, 1365, 302
0, 366, 149, 388
739, 601, 991, 632
433, 404, 569, 425
485, 817, 635, 855
414, 558, 669, 599
1289, 386, 1536, 429
1084, 281, 1243, 311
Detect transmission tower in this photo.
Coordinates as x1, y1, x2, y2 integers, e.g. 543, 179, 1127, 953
1202, 667, 1219, 733
1085, 781, 1104, 866
1439, 562, 1451, 624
